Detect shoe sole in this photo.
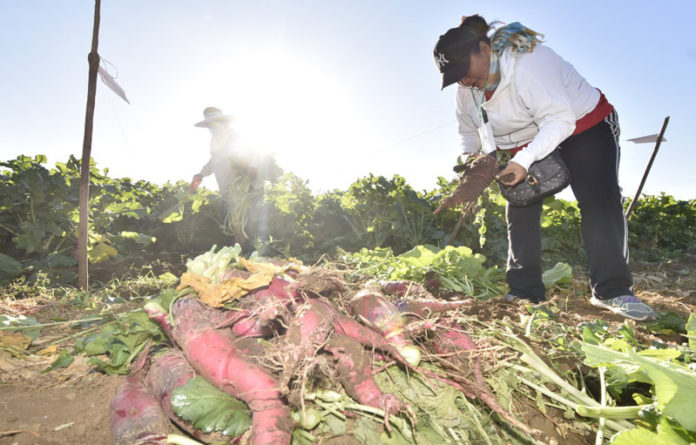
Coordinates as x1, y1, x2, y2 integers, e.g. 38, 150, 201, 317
589, 296, 656, 322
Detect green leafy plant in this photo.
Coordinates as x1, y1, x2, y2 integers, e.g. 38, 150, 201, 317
343, 244, 505, 297
171, 376, 252, 437
581, 325, 696, 442
627, 193, 696, 261
75, 310, 166, 374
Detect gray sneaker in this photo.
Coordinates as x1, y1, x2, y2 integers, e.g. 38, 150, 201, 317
590, 295, 658, 321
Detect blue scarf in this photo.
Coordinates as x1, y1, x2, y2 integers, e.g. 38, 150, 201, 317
484, 22, 544, 91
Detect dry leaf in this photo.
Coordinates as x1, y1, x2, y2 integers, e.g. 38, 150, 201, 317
37, 345, 59, 356
0, 332, 32, 350
178, 271, 273, 307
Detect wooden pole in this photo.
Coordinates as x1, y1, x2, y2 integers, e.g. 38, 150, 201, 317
625, 116, 670, 219
77, 0, 101, 290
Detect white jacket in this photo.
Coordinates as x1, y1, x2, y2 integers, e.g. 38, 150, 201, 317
456, 45, 600, 170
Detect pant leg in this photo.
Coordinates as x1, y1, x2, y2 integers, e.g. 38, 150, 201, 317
506, 200, 546, 302
559, 110, 633, 299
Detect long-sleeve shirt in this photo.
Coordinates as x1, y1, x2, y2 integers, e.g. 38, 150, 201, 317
198, 132, 244, 197
455, 45, 600, 170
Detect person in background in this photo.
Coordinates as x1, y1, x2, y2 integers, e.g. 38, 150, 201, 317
432, 15, 657, 321
190, 106, 283, 247
190, 106, 259, 246
190, 106, 244, 202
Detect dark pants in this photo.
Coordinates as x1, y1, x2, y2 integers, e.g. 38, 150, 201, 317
506, 110, 632, 302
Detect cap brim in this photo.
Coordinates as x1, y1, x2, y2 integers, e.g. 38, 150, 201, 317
441, 64, 470, 90
194, 115, 233, 128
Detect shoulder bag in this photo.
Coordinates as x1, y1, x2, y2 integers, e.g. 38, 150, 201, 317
498, 148, 571, 206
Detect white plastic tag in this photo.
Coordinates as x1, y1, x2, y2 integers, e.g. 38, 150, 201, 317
478, 120, 496, 154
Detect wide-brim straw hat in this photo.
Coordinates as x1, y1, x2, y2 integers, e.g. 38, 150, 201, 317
194, 106, 233, 127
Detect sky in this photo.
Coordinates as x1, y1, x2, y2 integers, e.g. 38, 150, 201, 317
1, 1, 694, 201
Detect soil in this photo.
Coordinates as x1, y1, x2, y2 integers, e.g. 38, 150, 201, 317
1, 261, 694, 445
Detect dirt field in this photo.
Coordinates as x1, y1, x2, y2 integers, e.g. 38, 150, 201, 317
1, 261, 694, 445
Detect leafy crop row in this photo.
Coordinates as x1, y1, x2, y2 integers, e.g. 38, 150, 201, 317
1, 154, 693, 286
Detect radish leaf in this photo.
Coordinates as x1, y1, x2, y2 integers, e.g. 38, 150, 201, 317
629, 350, 696, 431
171, 376, 251, 437
42, 349, 74, 373
685, 314, 696, 352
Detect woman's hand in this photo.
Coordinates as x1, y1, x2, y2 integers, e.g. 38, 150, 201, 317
496, 162, 527, 186
189, 173, 203, 194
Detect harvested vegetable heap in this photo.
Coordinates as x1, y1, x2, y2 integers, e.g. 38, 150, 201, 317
96, 245, 696, 445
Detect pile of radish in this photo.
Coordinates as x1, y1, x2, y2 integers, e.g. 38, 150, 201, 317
109, 247, 543, 444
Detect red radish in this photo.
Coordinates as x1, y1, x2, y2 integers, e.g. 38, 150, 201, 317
290, 271, 346, 297
110, 351, 170, 445
278, 298, 335, 394
229, 313, 273, 338
232, 336, 270, 364
350, 288, 421, 366
146, 349, 230, 443
380, 280, 431, 298
332, 314, 419, 373
251, 276, 297, 305
216, 309, 276, 338
326, 334, 415, 432
170, 297, 292, 445
431, 324, 540, 438
217, 276, 297, 337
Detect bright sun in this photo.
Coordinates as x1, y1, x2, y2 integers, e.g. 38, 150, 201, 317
206, 49, 371, 192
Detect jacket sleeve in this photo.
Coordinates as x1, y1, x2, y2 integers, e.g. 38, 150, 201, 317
456, 87, 482, 154
199, 158, 213, 177
509, 53, 576, 170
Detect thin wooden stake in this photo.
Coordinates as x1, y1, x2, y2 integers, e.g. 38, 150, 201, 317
77, 0, 101, 290
625, 116, 670, 219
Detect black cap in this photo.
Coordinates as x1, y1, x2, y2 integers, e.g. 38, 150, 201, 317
434, 26, 480, 89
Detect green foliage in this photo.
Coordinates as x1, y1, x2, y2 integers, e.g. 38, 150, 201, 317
185, 244, 242, 283
0, 155, 80, 281
75, 310, 166, 374
1, 154, 693, 287
0, 253, 22, 281
611, 416, 696, 445
0, 155, 232, 284
340, 174, 437, 252
171, 375, 252, 438
260, 173, 318, 257
0, 314, 42, 339
687, 314, 696, 352
627, 193, 696, 261
372, 364, 511, 444
540, 197, 585, 264
343, 244, 505, 297
581, 319, 696, 440
42, 349, 75, 374
541, 262, 573, 289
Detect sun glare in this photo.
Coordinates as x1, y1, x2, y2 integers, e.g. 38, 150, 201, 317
203, 49, 372, 192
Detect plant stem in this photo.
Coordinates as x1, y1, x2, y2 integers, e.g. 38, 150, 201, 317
48, 324, 105, 346
515, 375, 578, 410
295, 429, 317, 442
166, 434, 204, 445
314, 400, 346, 420
498, 333, 635, 431
515, 375, 628, 434
525, 311, 537, 337
344, 403, 410, 437
0, 316, 105, 331
596, 366, 606, 445
576, 404, 647, 419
